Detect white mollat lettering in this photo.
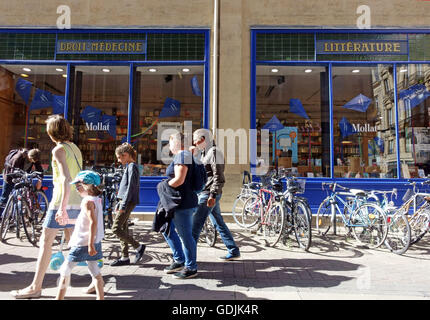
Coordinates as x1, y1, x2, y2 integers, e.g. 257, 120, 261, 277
352, 123, 377, 133
85, 122, 110, 131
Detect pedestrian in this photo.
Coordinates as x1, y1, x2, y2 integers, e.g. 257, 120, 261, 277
1, 147, 44, 216
10, 115, 83, 299
110, 143, 145, 266
56, 170, 104, 300
190, 128, 240, 261
163, 132, 199, 279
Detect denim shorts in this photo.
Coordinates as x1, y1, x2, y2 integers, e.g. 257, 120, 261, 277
42, 209, 80, 229
67, 242, 103, 262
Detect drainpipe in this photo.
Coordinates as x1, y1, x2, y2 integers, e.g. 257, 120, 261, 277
212, 0, 219, 135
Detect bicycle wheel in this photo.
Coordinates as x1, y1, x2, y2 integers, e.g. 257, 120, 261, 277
409, 203, 430, 245
293, 199, 312, 251
241, 195, 261, 229
384, 211, 411, 255
202, 218, 217, 247
350, 203, 388, 248
19, 199, 38, 246
316, 198, 333, 236
232, 195, 249, 228
34, 190, 48, 224
0, 197, 15, 242
262, 200, 285, 247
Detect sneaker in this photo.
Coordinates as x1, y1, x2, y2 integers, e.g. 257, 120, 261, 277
219, 253, 241, 261
164, 261, 185, 274
173, 268, 197, 279
134, 244, 146, 264
110, 258, 130, 266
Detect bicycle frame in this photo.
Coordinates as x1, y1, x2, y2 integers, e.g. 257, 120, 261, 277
322, 183, 370, 234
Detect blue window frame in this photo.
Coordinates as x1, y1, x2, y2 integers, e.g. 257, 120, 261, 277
0, 28, 210, 212
251, 28, 430, 183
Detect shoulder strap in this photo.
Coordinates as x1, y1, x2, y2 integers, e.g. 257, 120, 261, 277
61, 142, 82, 171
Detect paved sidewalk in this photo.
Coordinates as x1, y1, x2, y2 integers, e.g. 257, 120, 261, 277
0, 221, 429, 300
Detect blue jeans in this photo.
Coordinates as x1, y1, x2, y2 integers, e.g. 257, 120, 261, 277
0, 181, 14, 216
192, 193, 240, 257
163, 207, 197, 271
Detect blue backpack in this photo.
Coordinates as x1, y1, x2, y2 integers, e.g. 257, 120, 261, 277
191, 156, 207, 193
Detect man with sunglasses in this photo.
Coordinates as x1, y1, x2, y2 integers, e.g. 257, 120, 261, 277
190, 129, 240, 261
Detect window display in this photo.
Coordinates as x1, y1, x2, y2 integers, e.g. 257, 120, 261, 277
132, 66, 204, 176
68, 66, 130, 169
332, 65, 398, 178
256, 66, 330, 177
0, 64, 67, 174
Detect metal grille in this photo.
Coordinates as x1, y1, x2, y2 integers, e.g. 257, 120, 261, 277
0, 33, 56, 60
409, 34, 430, 61
256, 33, 314, 61
0, 32, 206, 62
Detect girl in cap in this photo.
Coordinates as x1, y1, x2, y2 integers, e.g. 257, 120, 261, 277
55, 170, 104, 300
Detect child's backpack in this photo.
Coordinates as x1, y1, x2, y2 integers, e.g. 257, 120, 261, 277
191, 156, 208, 193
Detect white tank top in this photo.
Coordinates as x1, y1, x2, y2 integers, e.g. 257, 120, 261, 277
68, 196, 104, 247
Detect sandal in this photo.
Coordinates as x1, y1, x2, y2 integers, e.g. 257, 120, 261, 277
10, 288, 42, 299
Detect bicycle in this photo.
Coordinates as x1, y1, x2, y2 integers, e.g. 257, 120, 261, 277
199, 217, 217, 247
316, 182, 388, 249
279, 176, 312, 251
0, 170, 44, 246
231, 171, 261, 228
397, 180, 430, 245
241, 172, 286, 247
93, 165, 123, 230
369, 189, 411, 255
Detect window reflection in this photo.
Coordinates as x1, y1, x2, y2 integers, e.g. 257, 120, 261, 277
397, 64, 430, 178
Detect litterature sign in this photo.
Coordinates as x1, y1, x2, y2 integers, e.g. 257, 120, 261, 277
316, 40, 408, 55
56, 40, 146, 55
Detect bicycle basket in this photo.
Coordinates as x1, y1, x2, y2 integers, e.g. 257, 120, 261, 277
287, 178, 306, 194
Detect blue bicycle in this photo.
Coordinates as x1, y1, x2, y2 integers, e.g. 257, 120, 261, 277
316, 182, 388, 248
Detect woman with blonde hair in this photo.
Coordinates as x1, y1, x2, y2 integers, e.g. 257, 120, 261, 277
11, 115, 85, 299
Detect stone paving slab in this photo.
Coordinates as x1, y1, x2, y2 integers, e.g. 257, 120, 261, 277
0, 221, 429, 300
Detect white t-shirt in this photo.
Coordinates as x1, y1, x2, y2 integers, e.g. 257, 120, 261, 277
68, 195, 104, 247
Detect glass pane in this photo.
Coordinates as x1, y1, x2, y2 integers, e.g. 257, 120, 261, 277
332, 65, 397, 178
68, 66, 129, 169
256, 65, 330, 177
397, 64, 430, 179
0, 64, 67, 174
133, 65, 204, 176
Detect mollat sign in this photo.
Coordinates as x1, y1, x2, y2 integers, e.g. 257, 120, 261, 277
352, 123, 377, 133
85, 122, 110, 131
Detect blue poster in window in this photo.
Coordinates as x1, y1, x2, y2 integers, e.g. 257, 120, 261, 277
273, 127, 298, 164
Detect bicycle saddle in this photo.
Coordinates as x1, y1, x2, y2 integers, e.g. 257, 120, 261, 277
248, 182, 261, 190
349, 189, 368, 197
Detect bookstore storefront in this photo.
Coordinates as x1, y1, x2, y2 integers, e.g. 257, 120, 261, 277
0, 29, 209, 211
251, 29, 430, 209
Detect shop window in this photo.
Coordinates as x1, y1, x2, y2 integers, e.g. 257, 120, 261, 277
397, 64, 430, 179
332, 65, 398, 179
68, 66, 129, 169
0, 64, 67, 174
256, 66, 330, 177
132, 66, 204, 176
